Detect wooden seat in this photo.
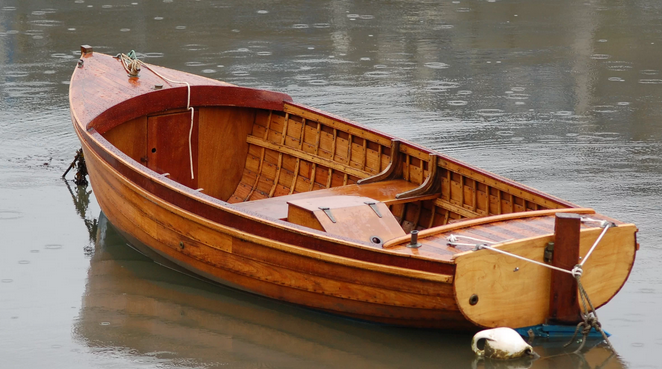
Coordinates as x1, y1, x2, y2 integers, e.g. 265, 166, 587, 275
287, 195, 407, 245
230, 179, 437, 220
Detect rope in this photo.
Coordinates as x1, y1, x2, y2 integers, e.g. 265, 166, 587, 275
579, 223, 613, 267
447, 234, 578, 275
116, 51, 195, 180
563, 277, 615, 353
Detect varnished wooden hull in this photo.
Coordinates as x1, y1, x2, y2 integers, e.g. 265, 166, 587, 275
70, 47, 637, 331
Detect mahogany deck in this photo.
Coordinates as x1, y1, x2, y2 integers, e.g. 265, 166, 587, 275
69, 47, 638, 330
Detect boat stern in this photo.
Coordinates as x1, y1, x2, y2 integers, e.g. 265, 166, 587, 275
452, 219, 637, 329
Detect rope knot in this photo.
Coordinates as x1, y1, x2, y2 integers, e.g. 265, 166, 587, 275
571, 264, 583, 278
118, 51, 141, 77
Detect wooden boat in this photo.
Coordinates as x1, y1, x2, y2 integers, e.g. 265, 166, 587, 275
69, 45, 638, 332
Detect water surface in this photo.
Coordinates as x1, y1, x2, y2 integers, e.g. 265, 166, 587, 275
1, 0, 661, 368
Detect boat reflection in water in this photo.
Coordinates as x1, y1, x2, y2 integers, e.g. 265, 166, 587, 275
72, 213, 627, 369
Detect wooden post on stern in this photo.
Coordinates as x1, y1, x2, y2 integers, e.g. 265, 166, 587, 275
547, 213, 582, 325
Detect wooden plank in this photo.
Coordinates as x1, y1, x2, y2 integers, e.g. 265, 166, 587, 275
103, 115, 147, 163
399, 143, 432, 162
146, 110, 198, 189
197, 107, 254, 201
434, 198, 478, 219
246, 135, 370, 179
548, 213, 582, 325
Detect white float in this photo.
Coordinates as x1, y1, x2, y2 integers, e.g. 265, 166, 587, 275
471, 327, 537, 360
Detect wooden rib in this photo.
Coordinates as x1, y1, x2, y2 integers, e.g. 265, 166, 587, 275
289, 159, 300, 195
343, 173, 348, 186
472, 181, 478, 212
412, 203, 422, 230
428, 206, 436, 229
289, 118, 306, 195
498, 190, 503, 214
445, 169, 451, 201
459, 175, 465, 208
326, 168, 333, 188
314, 122, 321, 155
269, 153, 283, 198
331, 129, 338, 161
244, 110, 272, 201
396, 154, 440, 199
377, 144, 383, 171
246, 135, 370, 179
267, 113, 289, 198
443, 208, 451, 225
346, 134, 353, 164
361, 139, 367, 170
404, 155, 410, 182
357, 140, 402, 184
309, 163, 317, 191
281, 113, 290, 145
382, 207, 596, 248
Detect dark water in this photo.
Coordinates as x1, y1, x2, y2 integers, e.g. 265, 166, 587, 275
1, 0, 660, 367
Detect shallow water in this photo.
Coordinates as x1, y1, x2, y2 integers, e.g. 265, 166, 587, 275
1, 0, 661, 367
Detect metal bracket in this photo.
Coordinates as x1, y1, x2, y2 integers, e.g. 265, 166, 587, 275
544, 242, 554, 264
364, 202, 382, 218
319, 207, 336, 223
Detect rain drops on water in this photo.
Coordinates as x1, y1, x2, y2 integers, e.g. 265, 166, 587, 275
424, 62, 450, 69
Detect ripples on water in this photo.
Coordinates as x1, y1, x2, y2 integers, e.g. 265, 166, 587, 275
2, 0, 662, 367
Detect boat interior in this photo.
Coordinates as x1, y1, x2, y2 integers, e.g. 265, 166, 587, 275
101, 102, 574, 247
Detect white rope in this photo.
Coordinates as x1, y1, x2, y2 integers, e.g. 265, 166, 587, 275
579, 223, 612, 267
476, 244, 576, 275
118, 52, 195, 180
450, 223, 612, 277
447, 234, 502, 245
581, 216, 610, 228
